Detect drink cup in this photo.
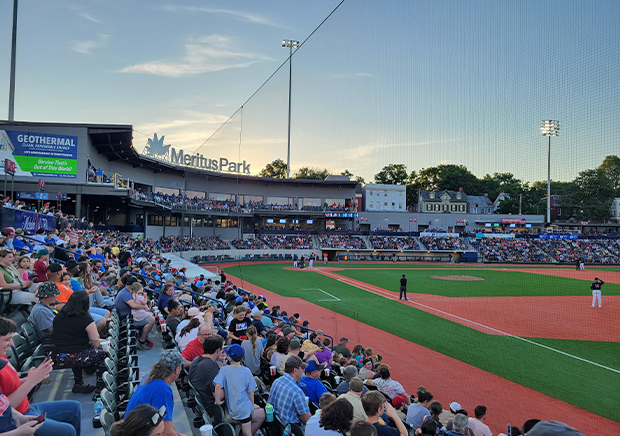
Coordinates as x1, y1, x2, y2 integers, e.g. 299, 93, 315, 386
334, 375, 341, 384
325, 368, 330, 377
270, 366, 276, 376
100, 340, 110, 353
200, 424, 213, 436
305, 396, 310, 404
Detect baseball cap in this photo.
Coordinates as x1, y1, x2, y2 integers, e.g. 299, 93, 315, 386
305, 361, 325, 373
302, 320, 309, 327
392, 394, 408, 409
187, 307, 204, 320
119, 268, 130, 276
36, 282, 60, 299
449, 402, 461, 413
349, 377, 364, 393
226, 344, 245, 362
158, 349, 183, 371
289, 339, 301, 350
284, 355, 307, 373
46, 263, 62, 273
34, 249, 49, 259
339, 336, 349, 342
64, 260, 78, 270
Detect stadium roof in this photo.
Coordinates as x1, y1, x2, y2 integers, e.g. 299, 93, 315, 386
0, 120, 359, 187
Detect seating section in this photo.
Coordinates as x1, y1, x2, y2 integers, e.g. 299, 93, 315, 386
419, 236, 469, 251
258, 234, 313, 249
369, 236, 420, 250
471, 238, 553, 263
319, 234, 367, 249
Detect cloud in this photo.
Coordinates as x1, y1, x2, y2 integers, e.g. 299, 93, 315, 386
121, 35, 273, 77
79, 12, 100, 24
71, 33, 109, 54
136, 111, 230, 133
160, 5, 279, 27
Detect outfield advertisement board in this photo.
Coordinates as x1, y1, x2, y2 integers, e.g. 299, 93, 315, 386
0, 130, 78, 179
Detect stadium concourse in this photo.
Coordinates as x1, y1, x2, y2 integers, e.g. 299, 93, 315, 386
0, 227, 607, 436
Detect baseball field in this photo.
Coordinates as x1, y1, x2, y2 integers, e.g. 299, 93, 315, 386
219, 261, 620, 434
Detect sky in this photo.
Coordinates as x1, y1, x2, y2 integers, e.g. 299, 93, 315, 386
0, 0, 619, 185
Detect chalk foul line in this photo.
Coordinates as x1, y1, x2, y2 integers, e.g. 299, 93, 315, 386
315, 270, 620, 374
301, 288, 341, 302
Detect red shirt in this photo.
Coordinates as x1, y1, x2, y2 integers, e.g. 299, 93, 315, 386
181, 338, 204, 362
33, 260, 47, 283
0, 357, 29, 413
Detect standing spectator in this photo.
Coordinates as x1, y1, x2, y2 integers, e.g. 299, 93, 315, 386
214, 345, 265, 436
267, 355, 311, 425
189, 336, 224, 415
467, 406, 492, 436
32, 249, 50, 283
124, 350, 187, 436
362, 391, 408, 436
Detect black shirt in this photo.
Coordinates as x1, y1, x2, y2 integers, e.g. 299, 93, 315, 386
400, 277, 407, 287
52, 312, 93, 353
228, 317, 250, 344
188, 356, 220, 409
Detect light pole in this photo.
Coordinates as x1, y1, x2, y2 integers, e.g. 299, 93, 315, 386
282, 39, 300, 179
8, 0, 18, 121
541, 120, 560, 225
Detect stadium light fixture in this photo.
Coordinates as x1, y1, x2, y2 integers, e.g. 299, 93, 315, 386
541, 120, 560, 225
282, 39, 300, 179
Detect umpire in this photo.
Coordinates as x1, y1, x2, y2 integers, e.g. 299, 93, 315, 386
399, 274, 409, 300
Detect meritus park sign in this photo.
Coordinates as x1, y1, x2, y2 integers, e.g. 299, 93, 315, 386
143, 133, 251, 174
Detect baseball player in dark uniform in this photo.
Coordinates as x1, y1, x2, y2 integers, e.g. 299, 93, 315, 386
399, 274, 409, 300
591, 277, 604, 308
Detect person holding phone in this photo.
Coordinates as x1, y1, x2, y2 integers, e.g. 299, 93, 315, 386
0, 317, 81, 436
0, 390, 44, 436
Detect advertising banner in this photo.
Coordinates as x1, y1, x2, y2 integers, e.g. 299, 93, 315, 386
539, 234, 578, 239
476, 233, 515, 239
501, 218, 526, 224
1, 209, 57, 233
0, 130, 78, 178
420, 232, 460, 237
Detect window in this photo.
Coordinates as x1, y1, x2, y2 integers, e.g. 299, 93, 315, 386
459, 204, 465, 212
384, 202, 387, 207
164, 217, 177, 226
434, 204, 440, 211
426, 204, 432, 211
384, 192, 387, 197
451, 204, 457, 211
369, 191, 373, 196
192, 218, 203, 227
147, 215, 163, 226
399, 202, 402, 209
443, 204, 448, 211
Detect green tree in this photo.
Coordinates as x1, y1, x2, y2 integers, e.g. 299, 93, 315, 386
599, 155, 620, 194
294, 167, 331, 180
341, 169, 365, 184
258, 158, 287, 179
435, 164, 480, 194
570, 169, 615, 222
374, 164, 408, 185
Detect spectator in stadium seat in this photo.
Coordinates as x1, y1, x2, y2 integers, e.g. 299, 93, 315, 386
305, 392, 337, 435
340, 377, 367, 423
0, 250, 35, 305
279, 338, 302, 374
315, 338, 333, 368
0, 388, 45, 435
165, 300, 182, 336
307, 398, 354, 436
337, 365, 369, 396
214, 344, 265, 436
189, 335, 224, 415
467, 406, 491, 436
359, 359, 376, 380
27, 282, 60, 343
438, 414, 469, 436
439, 402, 461, 427
241, 326, 264, 375
228, 305, 251, 345
32, 249, 49, 283
365, 367, 410, 403
109, 404, 165, 436
351, 421, 378, 436
157, 284, 175, 314
250, 308, 267, 336
32, 228, 46, 252
525, 420, 584, 435
333, 336, 351, 358
267, 355, 311, 425
0, 317, 82, 436
406, 389, 433, 429
115, 275, 155, 350
125, 349, 187, 436
270, 337, 290, 369
51, 290, 108, 394
182, 323, 213, 364
362, 391, 408, 436
298, 360, 329, 405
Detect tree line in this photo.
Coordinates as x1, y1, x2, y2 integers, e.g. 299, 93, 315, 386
258, 155, 620, 222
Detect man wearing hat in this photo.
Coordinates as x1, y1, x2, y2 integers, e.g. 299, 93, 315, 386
333, 336, 352, 358
279, 338, 303, 374
341, 377, 367, 423
591, 277, 604, 308
268, 355, 311, 425
45, 263, 72, 307
250, 308, 267, 336
28, 282, 60, 342
298, 360, 329, 406
214, 344, 265, 436
439, 402, 461, 426
124, 349, 186, 436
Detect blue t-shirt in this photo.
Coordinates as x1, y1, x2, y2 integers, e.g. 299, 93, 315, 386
157, 293, 173, 312
0, 391, 15, 433
69, 278, 83, 292
125, 379, 174, 421
213, 365, 256, 420
374, 422, 400, 436
90, 253, 105, 262
115, 288, 133, 317
298, 376, 328, 405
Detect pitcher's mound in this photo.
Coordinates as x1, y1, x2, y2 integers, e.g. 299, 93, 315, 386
431, 275, 484, 282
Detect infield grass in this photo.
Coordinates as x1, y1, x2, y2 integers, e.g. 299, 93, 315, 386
224, 262, 620, 422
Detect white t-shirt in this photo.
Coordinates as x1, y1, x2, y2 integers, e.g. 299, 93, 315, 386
468, 417, 492, 436
305, 413, 343, 436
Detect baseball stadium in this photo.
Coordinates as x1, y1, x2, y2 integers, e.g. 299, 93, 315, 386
0, 2, 619, 436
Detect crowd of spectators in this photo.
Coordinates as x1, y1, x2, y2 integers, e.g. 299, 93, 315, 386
258, 234, 313, 249
319, 235, 367, 249
471, 238, 554, 263
158, 235, 229, 252
535, 239, 619, 264
231, 236, 269, 249
369, 236, 420, 250
419, 237, 469, 251
132, 190, 245, 212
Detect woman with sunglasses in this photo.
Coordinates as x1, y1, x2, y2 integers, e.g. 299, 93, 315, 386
110, 404, 165, 436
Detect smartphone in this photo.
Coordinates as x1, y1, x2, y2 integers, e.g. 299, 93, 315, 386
35, 413, 46, 424
507, 424, 511, 436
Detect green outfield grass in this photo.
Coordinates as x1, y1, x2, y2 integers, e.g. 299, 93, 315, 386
336, 268, 620, 297
224, 262, 620, 422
